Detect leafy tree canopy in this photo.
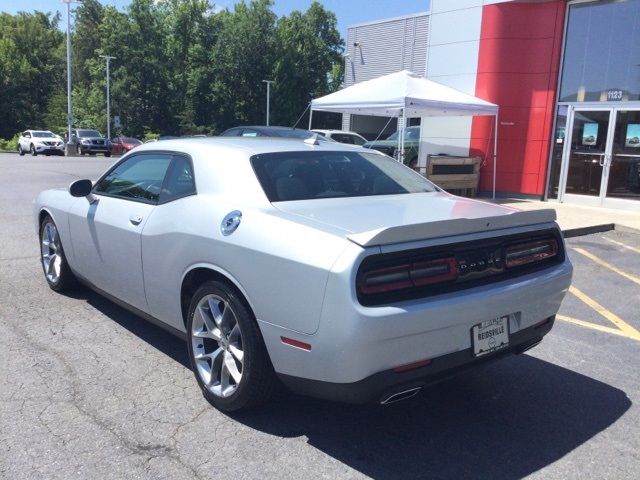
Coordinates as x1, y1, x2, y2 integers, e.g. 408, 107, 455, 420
0, 0, 344, 140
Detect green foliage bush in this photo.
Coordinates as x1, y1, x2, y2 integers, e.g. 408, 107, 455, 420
142, 132, 160, 143
0, 133, 20, 152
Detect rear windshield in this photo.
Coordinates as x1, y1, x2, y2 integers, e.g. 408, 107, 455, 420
273, 129, 332, 142
251, 151, 436, 202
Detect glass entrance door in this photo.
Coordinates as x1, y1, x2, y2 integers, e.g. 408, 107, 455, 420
606, 110, 640, 202
561, 109, 612, 204
559, 107, 640, 209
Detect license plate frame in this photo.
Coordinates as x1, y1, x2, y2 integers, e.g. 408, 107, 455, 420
472, 315, 510, 357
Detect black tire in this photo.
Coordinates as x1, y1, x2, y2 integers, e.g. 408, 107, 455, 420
39, 215, 77, 292
18, 144, 24, 156
105, 152, 111, 157
30, 144, 37, 156
187, 280, 276, 412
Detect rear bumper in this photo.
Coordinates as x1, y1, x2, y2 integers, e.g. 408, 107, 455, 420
279, 316, 555, 404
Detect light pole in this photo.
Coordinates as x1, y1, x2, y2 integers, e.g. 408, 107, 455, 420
63, 0, 75, 154
262, 80, 274, 126
100, 55, 116, 139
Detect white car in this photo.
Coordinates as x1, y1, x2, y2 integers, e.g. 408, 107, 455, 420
313, 129, 368, 145
18, 130, 65, 156
34, 138, 572, 411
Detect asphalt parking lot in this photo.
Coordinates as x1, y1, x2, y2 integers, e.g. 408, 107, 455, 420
1, 153, 639, 479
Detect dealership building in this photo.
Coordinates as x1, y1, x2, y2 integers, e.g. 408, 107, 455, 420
343, 0, 640, 210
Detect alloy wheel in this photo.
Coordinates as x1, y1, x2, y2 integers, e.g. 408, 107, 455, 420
41, 222, 62, 283
191, 294, 244, 398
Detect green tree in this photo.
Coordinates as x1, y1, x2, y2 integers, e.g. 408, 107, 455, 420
271, 2, 344, 127
73, 0, 105, 88
0, 1, 345, 139
208, 0, 277, 131
0, 12, 64, 138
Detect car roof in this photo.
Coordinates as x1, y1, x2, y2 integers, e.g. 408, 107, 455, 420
238, 125, 306, 131
313, 129, 362, 135
129, 136, 373, 157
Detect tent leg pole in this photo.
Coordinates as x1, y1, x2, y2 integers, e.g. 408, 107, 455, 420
398, 109, 405, 163
493, 113, 498, 200
308, 108, 313, 130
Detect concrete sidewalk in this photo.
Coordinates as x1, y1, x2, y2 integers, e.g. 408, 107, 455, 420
487, 198, 640, 235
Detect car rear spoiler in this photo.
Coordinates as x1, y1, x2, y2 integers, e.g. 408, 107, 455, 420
347, 209, 558, 247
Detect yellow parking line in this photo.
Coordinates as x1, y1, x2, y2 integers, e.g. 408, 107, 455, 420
573, 247, 640, 286
604, 237, 640, 255
569, 286, 640, 340
556, 315, 640, 341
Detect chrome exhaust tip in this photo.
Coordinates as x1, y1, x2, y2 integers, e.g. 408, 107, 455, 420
380, 386, 422, 405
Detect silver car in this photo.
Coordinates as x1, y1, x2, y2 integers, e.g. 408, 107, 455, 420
34, 138, 572, 411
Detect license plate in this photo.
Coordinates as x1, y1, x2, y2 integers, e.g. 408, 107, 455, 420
472, 316, 509, 357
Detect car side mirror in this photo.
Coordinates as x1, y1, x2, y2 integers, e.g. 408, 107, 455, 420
69, 179, 93, 197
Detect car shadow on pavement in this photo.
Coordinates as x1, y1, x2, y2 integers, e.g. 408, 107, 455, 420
71, 288, 631, 479
74, 288, 191, 368
230, 355, 631, 480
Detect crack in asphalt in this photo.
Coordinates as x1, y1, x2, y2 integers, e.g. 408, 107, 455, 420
0, 299, 204, 479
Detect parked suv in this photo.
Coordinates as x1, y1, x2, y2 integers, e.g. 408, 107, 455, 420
363, 126, 421, 168
18, 130, 64, 156
70, 129, 111, 156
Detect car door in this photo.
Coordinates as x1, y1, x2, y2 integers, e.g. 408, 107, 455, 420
111, 137, 121, 154
68, 152, 173, 312
140, 154, 198, 329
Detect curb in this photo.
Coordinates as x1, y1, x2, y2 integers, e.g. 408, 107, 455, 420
562, 223, 615, 238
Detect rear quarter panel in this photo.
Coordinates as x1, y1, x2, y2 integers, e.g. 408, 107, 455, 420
141, 194, 352, 334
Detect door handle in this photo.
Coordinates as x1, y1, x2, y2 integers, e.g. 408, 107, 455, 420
599, 154, 606, 167
129, 215, 143, 226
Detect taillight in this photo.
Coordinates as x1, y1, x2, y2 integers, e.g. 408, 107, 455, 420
360, 257, 457, 295
505, 238, 558, 268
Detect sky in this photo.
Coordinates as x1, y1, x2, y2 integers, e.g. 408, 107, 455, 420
0, 0, 431, 37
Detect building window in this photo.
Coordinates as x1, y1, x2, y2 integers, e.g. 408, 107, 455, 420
559, 0, 640, 103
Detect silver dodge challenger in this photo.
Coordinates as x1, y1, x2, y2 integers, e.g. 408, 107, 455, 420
35, 137, 573, 411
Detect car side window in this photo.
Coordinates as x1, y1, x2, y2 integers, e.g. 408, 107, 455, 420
159, 155, 196, 203
332, 134, 354, 144
94, 153, 172, 204
222, 128, 243, 136
351, 135, 366, 146
24, 132, 31, 138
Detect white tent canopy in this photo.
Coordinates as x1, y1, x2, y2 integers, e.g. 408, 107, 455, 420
310, 70, 498, 117
309, 70, 500, 198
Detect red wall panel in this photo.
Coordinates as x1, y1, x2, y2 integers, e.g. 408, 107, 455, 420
470, 1, 566, 196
